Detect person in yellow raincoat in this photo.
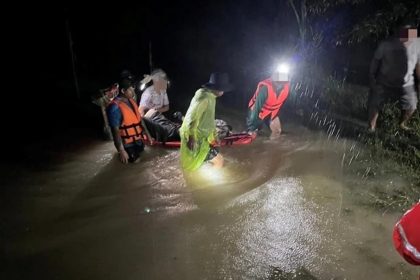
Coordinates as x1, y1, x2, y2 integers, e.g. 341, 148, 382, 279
180, 73, 233, 171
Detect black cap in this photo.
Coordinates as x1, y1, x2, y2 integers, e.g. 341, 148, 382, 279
119, 78, 133, 90
120, 70, 134, 81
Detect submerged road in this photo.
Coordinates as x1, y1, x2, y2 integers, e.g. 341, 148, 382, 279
1, 122, 418, 279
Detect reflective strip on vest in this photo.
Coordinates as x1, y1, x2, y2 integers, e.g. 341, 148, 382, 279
114, 98, 143, 145
397, 223, 420, 263
248, 79, 290, 120
395, 202, 420, 265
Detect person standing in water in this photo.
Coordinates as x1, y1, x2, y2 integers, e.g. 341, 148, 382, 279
180, 73, 233, 171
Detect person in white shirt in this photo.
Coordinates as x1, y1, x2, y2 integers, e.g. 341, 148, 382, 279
139, 69, 170, 118
368, 25, 419, 131
400, 26, 420, 130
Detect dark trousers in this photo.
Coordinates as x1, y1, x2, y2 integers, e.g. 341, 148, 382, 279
368, 84, 403, 118
124, 141, 144, 163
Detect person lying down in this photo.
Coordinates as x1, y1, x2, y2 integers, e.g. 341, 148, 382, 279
141, 110, 232, 144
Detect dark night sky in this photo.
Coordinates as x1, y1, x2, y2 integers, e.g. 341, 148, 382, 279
12, 1, 299, 133
26, 1, 295, 98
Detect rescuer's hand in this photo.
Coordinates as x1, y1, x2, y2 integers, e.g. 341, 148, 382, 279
119, 149, 129, 164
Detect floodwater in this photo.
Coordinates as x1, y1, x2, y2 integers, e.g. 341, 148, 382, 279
1, 120, 418, 279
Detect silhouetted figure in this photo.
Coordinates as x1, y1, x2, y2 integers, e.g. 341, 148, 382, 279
368, 25, 419, 131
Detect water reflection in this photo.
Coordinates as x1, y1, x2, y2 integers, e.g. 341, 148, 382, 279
1, 124, 418, 280
216, 178, 321, 278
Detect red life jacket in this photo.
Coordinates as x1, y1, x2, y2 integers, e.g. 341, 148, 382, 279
112, 97, 143, 145
393, 202, 420, 265
248, 79, 290, 120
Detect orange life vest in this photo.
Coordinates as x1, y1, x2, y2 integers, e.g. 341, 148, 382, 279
113, 97, 143, 145
248, 79, 290, 120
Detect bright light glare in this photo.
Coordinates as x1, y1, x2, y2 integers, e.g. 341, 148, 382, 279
140, 83, 146, 90
198, 164, 225, 183
276, 63, 290, 74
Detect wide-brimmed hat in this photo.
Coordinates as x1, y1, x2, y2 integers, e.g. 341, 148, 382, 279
202, 72, 234, 92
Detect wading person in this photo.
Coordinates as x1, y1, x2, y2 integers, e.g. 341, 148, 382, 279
180, 73, 233, 171
107, 78, 144, 164
247, 64, 291, 139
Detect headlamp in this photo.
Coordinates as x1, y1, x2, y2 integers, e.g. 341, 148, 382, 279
276, 63, 290, 74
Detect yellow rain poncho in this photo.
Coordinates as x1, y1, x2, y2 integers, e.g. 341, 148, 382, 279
180, 88, 217, 171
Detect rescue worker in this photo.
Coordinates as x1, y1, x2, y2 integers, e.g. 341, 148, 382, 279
393, 201, 420, 266
180, 72, 233, 171
92, 82, 119, 140
106, 78, 144, 164
120, 69, 141, 104
247, 64, 291, 139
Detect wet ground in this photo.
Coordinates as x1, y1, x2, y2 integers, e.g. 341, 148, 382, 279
1, 120, 419, 279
